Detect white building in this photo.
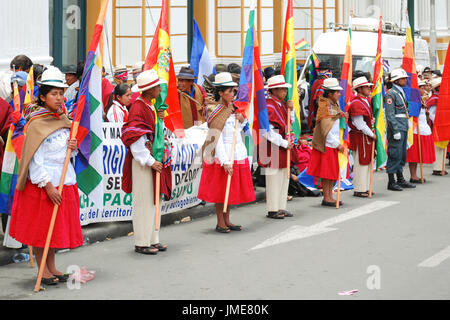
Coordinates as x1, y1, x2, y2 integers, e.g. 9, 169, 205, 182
0, 0, 449, 72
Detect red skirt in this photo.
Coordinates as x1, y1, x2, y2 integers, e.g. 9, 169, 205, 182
198, 158, 255, 205
9, 180, 83, 249
307, 147, 340, 181
406, 134, 436, 164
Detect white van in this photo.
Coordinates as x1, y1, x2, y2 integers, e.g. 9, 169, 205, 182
298, 17, 431, 125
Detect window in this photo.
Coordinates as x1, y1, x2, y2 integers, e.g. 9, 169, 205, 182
112, 0, 190, 67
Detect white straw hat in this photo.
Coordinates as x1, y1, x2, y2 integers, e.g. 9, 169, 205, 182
322, 78, 343, 91
430, 77, 442, 90
265, 75, 292, 89
131, 69, 166, 93
352, 76, 373, 90
418, 79, 428, 87
212, 72, 238, 86
37, 66, 68, 88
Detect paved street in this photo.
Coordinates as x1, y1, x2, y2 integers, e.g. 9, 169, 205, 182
1, 164, 450, 300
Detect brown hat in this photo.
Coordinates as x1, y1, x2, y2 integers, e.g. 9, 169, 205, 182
177, 66, 197, 80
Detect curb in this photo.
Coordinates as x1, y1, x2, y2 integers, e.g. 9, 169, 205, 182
0, 187, 266, 267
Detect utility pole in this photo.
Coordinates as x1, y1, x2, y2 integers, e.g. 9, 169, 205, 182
430, 0, 437, 70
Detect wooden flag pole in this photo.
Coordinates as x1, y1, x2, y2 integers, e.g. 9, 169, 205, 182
28, 246, 34, 268
442, 144, 447, 176
336, 177, 341, 209
223, 118, 239, 213
368, 136, 376, 198
154, 172, 161, 231
417, 121, 424, 183
286, 110, 291, 179
34, 133, 76, 292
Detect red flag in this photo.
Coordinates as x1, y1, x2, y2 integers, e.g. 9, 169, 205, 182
433, 41, 450, 143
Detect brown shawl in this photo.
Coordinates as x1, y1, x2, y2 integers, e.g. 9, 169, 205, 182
16, 111, 72, 191
200, 102, 233, 164
312, 96, 342, 153
179, 84, 205, 129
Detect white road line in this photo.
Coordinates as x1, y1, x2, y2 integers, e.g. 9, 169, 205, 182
250, 200, 399, 251
418, 246, 450, 268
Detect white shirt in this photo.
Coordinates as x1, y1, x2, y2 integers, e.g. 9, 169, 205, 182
352, 115, 374, 138
29, 128, 77, 188
215, 114, 249, 165
129, 101, 156, 167
415, 107, 432, 135
107, 100, 128, 123
326, 118, 341, 149
64, 80, 79, 102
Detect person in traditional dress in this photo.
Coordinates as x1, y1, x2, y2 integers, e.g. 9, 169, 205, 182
121, 70, 171, 254
348, 76, 376, 197
427, 77, 447, 176
198, 72, 255, 233
307, 78, 346, 207
406, 80, 436, 182
105, 83, 132, 123
113, 65, 129, 85
9, 67, 82, 285
258, 75, 294, 219
63, 65, 79, 103
177, 66, 208, 129
384, 68, 416, 191
307, 62, 332, 130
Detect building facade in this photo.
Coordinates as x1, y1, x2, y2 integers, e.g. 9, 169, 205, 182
0, 0, 449, 72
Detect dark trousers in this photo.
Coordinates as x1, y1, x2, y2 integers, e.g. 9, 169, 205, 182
386, 130, 408, 174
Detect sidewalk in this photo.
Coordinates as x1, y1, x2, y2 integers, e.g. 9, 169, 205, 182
0, 187, 267, 267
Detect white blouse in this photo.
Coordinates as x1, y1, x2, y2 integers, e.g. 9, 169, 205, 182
215, 114, 249, 165
326, 118, 341, 149
29, 128, 77, 188
415, 107, 432, 136
107, 100, 128, 123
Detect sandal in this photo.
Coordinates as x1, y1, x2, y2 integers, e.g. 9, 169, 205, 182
266, 212, 284, 219
41, 276, 59, 285
215, 225, 230, 233
151, 243, 167, 252
53, 273, 70, 283
279, 210, 293, 217
321, 200, 344, 207
227, 225, 242, 231
135, 246, 158, 255
353, 191, 369, 198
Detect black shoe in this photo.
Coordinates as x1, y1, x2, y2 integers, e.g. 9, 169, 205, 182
397, 180, 416, 188
432, 170, 448, 176
410, 178, 425, 184
387, 182, 403, 191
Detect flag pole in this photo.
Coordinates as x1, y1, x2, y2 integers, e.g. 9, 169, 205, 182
368, 135, 375, 198
336, 176, 341, 209
154, 172, 161, 231
223, 117, 239, 213
416, 119, 424, 183
286, 110, 291, 178
34, 137, 77, 292
442, 144, 447, 176
33, 0, 109, 292
28, 246, 34, 268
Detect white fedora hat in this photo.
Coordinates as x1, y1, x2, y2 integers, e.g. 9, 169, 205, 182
390, 68, 409, 82
430, 77, 442, 90
322, 78, 343, 91
418, 79, 428, 87
212, 72, 238, 86
131, 69, 166, 93
37, 66, 68, 88
265, 75, 292, 89
352, 76, 373, 90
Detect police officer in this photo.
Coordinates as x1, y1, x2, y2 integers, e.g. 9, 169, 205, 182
384, 68, 416, 191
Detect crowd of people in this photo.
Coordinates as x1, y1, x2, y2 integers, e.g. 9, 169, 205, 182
0, 53, 447, 286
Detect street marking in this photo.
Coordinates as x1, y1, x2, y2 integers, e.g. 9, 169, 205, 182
250, 201, 399, 251
418, 246, 450, 268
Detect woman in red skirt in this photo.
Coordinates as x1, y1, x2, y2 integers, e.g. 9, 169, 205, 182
9, 66, 82, 286
198, 72, 255, 233
307, 78, 346, 207
407, 80, 436, 183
